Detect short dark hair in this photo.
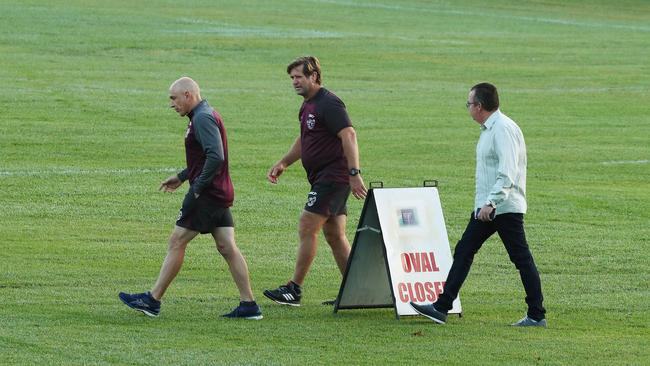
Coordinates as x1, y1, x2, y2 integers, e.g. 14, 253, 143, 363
287, 56, 322, 85
470, 82, 499, 111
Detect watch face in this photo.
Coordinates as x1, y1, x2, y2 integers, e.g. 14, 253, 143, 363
349, 168, 360, 176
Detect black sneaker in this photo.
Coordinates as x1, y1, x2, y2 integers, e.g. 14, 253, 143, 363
222, 302, 263, 320
409, 302, 447, 324
119, 291, 161, 317
263, 282, 301, 306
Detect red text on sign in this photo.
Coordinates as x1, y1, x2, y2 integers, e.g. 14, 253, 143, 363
400, 252, 440, 273
397, 281, 445, 303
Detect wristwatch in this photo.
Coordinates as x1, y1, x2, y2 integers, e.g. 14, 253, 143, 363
486, 201, 496, 209
349, 168, 362, 176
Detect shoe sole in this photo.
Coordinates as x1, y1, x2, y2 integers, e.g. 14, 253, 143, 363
263, 291, 300, 307
511, 322, 547, 327
223, 313, 264, 320
411, 306, 446, 324
119, 296, 159, 317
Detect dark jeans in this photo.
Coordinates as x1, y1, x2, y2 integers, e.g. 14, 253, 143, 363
436, 212, 546, 321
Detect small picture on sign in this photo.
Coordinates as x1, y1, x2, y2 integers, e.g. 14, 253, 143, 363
398, 208, 418, 226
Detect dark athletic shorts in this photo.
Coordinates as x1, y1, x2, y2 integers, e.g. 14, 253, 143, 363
176, 190, 234, 234
304, 182, 351, 217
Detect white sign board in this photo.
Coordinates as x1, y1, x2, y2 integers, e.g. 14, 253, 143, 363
335, 187, 461, 318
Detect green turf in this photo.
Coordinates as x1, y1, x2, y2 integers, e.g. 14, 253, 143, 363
1, 0, 649, 364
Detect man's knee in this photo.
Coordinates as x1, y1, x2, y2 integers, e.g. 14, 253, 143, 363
168, 227, 196, 251
210, 227, 237, 256
453, 240, 478, 264
168, 235, 189, 251
323, 229, 346, 245
299, 225, 319, 239
299, 212, 326, 238
322, 213, 346, 236
216, 239, 237, 257
167, 226, 199, 251
509, 250, 534, 269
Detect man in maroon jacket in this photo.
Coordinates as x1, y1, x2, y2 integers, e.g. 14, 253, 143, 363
264, 56, 367, 306
119, 77, 261, 320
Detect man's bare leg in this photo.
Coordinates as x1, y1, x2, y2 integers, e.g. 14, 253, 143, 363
150, 225, 199, 300
212, 226, 255, 301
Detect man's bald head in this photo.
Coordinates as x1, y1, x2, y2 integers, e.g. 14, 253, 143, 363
170, 77, 201, 96
169, 77, 202, 117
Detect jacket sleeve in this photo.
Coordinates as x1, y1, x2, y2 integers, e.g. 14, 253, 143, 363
191, 113, 224, 195
487, 125, 519, 206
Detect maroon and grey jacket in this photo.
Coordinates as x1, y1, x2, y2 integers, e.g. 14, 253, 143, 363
177, 100, 234, 207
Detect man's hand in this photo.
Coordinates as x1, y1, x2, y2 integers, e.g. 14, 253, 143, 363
476, 204, 495, 222
267, 162, 287, 184
350, 174, 367, 200
159, 175, 183, 192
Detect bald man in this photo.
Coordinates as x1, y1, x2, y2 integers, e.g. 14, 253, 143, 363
119, 77, 262, 320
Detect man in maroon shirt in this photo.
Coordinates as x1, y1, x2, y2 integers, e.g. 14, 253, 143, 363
263, 57, 367, 306
119, 77, 262, 319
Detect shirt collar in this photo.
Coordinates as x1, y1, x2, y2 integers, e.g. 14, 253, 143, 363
481, 109, 501, 130
187, 100, 207, 120
306, 87, 326, 102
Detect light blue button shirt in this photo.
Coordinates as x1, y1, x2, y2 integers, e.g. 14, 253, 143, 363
475, 109, 527, 214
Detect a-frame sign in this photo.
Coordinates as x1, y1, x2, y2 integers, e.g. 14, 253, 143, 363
334, 184, 461, 318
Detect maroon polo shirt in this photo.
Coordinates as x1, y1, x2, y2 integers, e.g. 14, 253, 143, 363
299, 88, 352, 185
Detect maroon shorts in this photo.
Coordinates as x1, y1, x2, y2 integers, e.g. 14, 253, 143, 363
304, 182, 350, 217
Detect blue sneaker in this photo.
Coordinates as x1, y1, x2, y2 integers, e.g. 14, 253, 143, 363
222, 302, 263, 320
119, 291, 161, 317
511, 315, 547, 327
409, 302, 448, 324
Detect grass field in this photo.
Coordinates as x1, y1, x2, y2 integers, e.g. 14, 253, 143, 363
1, 0, 649, 364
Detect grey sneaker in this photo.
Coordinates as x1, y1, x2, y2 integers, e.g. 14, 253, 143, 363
511, 316, 547, 327
409, 302, 447, 324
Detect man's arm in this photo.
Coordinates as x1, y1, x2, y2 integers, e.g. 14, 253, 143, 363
489, 126, 519, 206
478, 125, 519, 221
338, 126, 367, 199
192, 114, 225, 196
159, 172, 184, 192
267, 136, 301, 184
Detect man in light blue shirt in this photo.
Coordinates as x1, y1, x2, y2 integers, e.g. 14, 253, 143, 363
411, 83, 546, 327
